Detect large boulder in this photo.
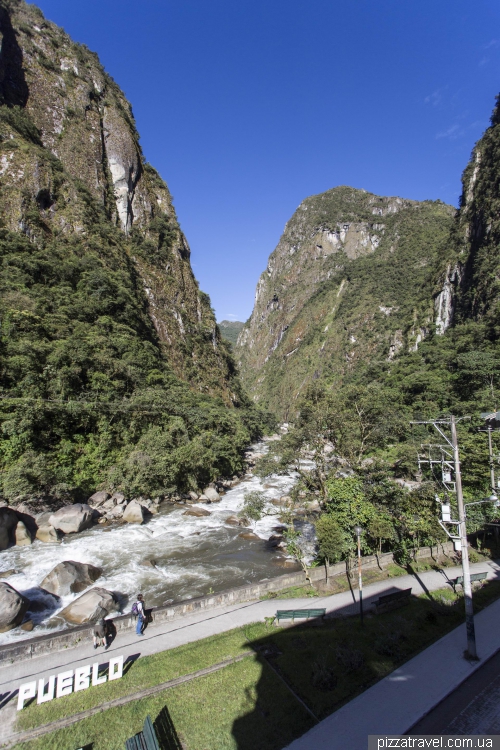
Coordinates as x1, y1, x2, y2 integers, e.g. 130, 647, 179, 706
49, 504, 94, 535
0, 583, 30, 632
59, 587, 119, 624
122, 499, 145, 524
36, 525, 61, 543
183, 507, 211, 517
41, 561, 103, 597
202, 487, 221, 503
0, 507, 18, 551
87, 491, 110, 509
15, 520, 33, 546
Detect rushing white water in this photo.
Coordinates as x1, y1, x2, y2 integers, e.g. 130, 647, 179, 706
0, 442, 300, 644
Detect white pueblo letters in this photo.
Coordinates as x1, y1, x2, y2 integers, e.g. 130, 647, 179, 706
17, 655, 124, 710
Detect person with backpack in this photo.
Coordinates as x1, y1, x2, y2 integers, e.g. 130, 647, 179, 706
132, 593, 145, 636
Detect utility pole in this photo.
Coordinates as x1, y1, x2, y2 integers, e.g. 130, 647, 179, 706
354, 526, 364, 626
450, 415, 477, 660
412, 415, 477, 660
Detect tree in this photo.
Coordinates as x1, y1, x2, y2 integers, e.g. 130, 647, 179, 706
241, 491, 276, 528
315, 514, 349, 579
367, 515, 395, 567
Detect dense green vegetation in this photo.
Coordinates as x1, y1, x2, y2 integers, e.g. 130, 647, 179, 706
0, 206, 270, 502
254, 97, 500, 563
218, 320, 244, 346
0, 6, 270, 504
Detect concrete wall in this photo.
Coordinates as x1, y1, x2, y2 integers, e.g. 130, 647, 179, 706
0, 541, 455, 665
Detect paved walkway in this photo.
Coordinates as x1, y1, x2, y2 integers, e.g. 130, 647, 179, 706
1, 560, 499, 743
285, 563, 500, 750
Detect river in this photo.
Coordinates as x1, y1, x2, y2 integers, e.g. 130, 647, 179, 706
0, 441, 301, 644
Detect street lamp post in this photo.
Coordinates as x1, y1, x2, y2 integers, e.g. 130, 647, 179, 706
354, 525, 364, 626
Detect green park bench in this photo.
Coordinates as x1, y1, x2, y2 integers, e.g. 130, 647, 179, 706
374, 588, 412, 613
276, 608, 326, 623
125, 715, 160, 750
452, 572, 488, 588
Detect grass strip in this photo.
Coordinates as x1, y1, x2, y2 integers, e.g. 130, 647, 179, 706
11, 657, 315, 750
17, 626, 267, 730
6, 652, 253, 749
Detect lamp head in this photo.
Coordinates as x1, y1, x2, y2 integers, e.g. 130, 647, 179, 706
354, 525, 363, 537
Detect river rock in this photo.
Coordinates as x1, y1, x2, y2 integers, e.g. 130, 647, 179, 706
49, 504, 94, 534
20, 619, 34, 632
88, 491, 110, 508
0, 569, 17, 578
202, 487, 221, 503
59, 587, 119, 624
15, 520, 33, 546
0, 582, 30, 632
188, 491, 199, 501
111, 492, 126, 505
41, 561, 103, 596
36, 525, 61, 543
238, 531, 261, 540
225, 515, 240, 526
122, 499, 145, 524
183, 507, 211, 517
36, 511, 53, 526
0, 507, 18, 550
107, 505, 124, 520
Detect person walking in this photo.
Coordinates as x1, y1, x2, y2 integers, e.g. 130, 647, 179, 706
135, 593, 145, 636
93, 610, 107, 649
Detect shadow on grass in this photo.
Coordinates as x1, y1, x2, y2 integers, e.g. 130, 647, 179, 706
154, 705, 183, 750
230, 581, 500, 749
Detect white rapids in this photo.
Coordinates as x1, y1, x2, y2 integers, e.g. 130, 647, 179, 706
0, 442, 300, 644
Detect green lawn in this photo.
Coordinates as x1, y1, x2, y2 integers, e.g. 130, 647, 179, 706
13, 658, 314, 750
13, 579, 500, 750
17, 627, 262, 730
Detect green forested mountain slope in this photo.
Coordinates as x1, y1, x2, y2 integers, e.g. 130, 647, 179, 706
247, 98, 500, 563
0, 0, 264, 504
218, 320, 244, 346
236, 187, 455, 419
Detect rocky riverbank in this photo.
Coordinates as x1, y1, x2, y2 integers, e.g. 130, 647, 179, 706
0, 439, 312, 643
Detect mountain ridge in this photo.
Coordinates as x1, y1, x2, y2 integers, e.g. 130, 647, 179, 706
236, 185, 455, 418
0, 0, 263, 504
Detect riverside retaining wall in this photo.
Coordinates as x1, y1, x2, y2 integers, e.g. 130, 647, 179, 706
0, 541, 456, 665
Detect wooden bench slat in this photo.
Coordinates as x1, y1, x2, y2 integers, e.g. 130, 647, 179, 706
143, 715, 160, 750
276, 608, 326, 620
375, 588, 412, 606
453, 572, 487, 586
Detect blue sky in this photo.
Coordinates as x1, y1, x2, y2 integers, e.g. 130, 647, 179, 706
34, 0, 500, 323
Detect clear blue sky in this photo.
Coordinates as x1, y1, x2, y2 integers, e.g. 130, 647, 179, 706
34, 0, 500, 323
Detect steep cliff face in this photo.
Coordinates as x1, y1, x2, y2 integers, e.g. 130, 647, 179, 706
0, 0, 257, 503
236, 186, 455, 417
453, 96, 500, 328
0, 0, 235, 401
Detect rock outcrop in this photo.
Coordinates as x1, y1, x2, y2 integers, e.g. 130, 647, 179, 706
183, 507, 211, 517
14, 520, 33, 546
36, 525, 61, 544
41, 561, 103, 596
0, 507, 18, 550
59, 587, 119, 624
202, 487, 221, 503
122, 500, 146, 524
0, 582, 29, 632
49, 504, 94, 535
236, 187, 454, 417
